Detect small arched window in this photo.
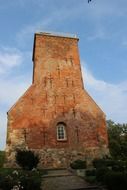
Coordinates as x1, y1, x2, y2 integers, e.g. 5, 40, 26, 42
57, 122, 67, 141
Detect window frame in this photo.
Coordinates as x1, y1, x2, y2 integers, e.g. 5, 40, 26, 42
57, 122, 67, 141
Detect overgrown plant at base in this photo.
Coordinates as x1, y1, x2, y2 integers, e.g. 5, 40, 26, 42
70, 159, 86, 169
85, 120, 127, 189
0, 168, 42, 190
16, 149, 39, 170
104, 171, 127, 190
85, 158, 127, 190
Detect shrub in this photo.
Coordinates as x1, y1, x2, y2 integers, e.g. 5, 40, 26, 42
111, 160, 126, 172
92, 158, 107, 168
96, 167, 109, 183
85, 176, 96, 184
85, 169, 96, 176
0, 169, 42, 190
104, 159, 116, 167
70, 159, 86, 169
104, 171, 127, 190
20, 174, 41, 190
0, 175, 14, 190
16, 150, 39, 170
92, 158, 122, 169
0, 151, 5, 167
92, 157, 127, 187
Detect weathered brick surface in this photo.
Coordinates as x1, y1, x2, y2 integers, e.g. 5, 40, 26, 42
5, 33, 109, 168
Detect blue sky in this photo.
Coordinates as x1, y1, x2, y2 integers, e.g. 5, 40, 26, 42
0, 0, 127, 150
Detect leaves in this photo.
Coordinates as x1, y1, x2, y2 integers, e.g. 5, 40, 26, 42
107, 120, 127, 160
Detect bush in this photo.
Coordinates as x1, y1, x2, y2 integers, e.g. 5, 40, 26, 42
104, 171, 127, 190
19, 172, 41, 190
16, 149, 39, 170
85, 176, 96, 184
111, 160, 126, 172
96, 167, 110, 183
92, 158, 114, 169
92, 158, 106, 168
0, 169, 42, 190
70, 159, 86, 169
104, 159, 116, 167
85, 169, 96, 176
0, 151, 5, 167
0, 175, 14, 190
92, 157, 127, 188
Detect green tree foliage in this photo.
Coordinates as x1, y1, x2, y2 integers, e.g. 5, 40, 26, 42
88, 121, 127, 189
107, 120, 127, 160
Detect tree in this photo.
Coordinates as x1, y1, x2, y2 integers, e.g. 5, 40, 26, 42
107, 120, 127, 160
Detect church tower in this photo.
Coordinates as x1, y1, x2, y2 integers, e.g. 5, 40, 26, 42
6, 32, 108, 168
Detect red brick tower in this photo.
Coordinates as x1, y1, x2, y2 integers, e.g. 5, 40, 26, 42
6, 32, 108, 168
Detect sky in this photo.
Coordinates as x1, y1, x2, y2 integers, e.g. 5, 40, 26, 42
0, 0, 127, 150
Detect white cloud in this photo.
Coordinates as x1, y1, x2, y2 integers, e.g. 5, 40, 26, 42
82, 63, 127, 123
15, 0, 127, 45
0, 48, 23, 74
0, 112, 7, 150
16, 9, 70, 42
16, 1, 93, 43
0, 46, 31, 150
0, 76, 31, 107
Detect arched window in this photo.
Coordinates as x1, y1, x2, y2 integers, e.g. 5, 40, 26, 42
57, 122, 67, 141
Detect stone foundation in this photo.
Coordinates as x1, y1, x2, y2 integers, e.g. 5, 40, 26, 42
5, 146, 109, 169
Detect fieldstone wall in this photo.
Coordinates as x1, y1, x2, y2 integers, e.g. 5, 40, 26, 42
5, 146, 109, 169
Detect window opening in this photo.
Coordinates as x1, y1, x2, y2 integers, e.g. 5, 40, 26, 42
57, 123, 67, 140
